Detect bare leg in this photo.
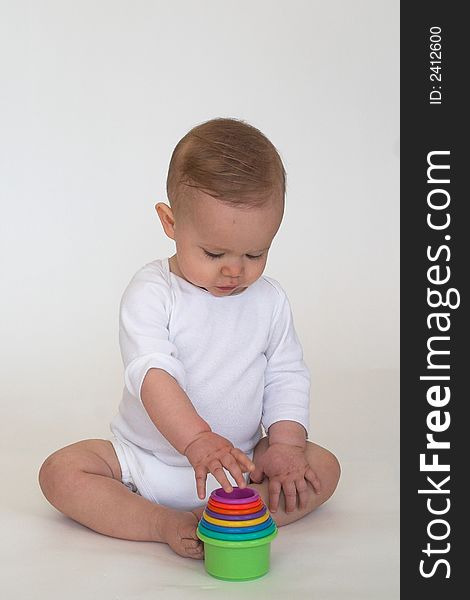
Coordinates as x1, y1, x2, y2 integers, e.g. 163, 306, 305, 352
247, 437, 340, 527
38, 439, 203, 559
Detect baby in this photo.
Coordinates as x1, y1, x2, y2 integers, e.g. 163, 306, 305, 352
39, 117, 340, 560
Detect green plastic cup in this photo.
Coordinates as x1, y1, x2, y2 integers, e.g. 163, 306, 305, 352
197, 527, 278, 581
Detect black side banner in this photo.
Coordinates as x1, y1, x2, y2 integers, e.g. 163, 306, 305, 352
401, 2, 466, 597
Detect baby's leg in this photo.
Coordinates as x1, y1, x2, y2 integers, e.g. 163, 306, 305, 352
38, 439, 203, 559
248, 437, 340, 527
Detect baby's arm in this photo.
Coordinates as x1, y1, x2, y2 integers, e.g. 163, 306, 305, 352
141, 368, 255, 498
268, 419, 307, 448
254, 284, 317, 511
141, 368, 210, 454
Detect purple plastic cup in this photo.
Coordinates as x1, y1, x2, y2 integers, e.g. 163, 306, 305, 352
205, 505, 267, 521
210, 487, 260, 505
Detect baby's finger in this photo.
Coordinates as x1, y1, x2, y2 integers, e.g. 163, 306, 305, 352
283, 480, 298, 513
194, 465, 208, 500
231, 448, 255, 473
268, 478, 282, 513
305, 468, 321, 494
209, 461, 234, 494
295, 478, 310, 510
221, 454, 246, 489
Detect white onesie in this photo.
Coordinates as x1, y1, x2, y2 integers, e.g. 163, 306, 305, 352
110, 257, 310, 508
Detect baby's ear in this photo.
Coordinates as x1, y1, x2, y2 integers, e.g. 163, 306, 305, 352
155, 203, 176, 239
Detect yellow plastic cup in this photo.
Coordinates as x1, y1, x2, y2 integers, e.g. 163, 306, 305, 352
202, 510, 270, 527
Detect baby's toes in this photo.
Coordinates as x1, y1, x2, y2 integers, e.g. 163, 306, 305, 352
184, 537, 200, 550
185, 540, 204, 559
186, 537, 203, 551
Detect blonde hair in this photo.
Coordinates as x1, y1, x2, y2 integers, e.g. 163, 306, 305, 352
166, 117, 286, 215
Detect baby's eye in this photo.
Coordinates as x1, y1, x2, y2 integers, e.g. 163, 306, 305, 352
246, 254, 264, 260
203, 249, 265, 260
203, 250, 223, 259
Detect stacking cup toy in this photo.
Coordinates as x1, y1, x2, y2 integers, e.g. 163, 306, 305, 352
197, 487, 278, 581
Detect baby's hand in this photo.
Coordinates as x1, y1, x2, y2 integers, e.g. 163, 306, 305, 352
184, 431, 255, 500
250, 443, 321, 513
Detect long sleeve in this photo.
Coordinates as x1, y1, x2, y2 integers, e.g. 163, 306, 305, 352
119, 265, 187, 403
262, 285, 310, 436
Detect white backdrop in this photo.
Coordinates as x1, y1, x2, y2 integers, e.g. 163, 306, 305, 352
0, 1, 399, 461
0, 2, 399, 598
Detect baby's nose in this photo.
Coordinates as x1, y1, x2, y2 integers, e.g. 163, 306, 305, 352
221, 262, 243, 278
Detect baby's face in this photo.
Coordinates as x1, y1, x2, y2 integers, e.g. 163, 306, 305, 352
162, 190, 284, 297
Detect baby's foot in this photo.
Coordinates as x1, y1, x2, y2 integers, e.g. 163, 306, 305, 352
159, 507, 204, 560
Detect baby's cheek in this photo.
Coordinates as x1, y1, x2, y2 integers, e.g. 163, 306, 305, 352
190, 259, 213, 284
248, 263, 267, 284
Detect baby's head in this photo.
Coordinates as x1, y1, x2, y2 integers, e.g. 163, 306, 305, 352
156, 118, 285, 296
